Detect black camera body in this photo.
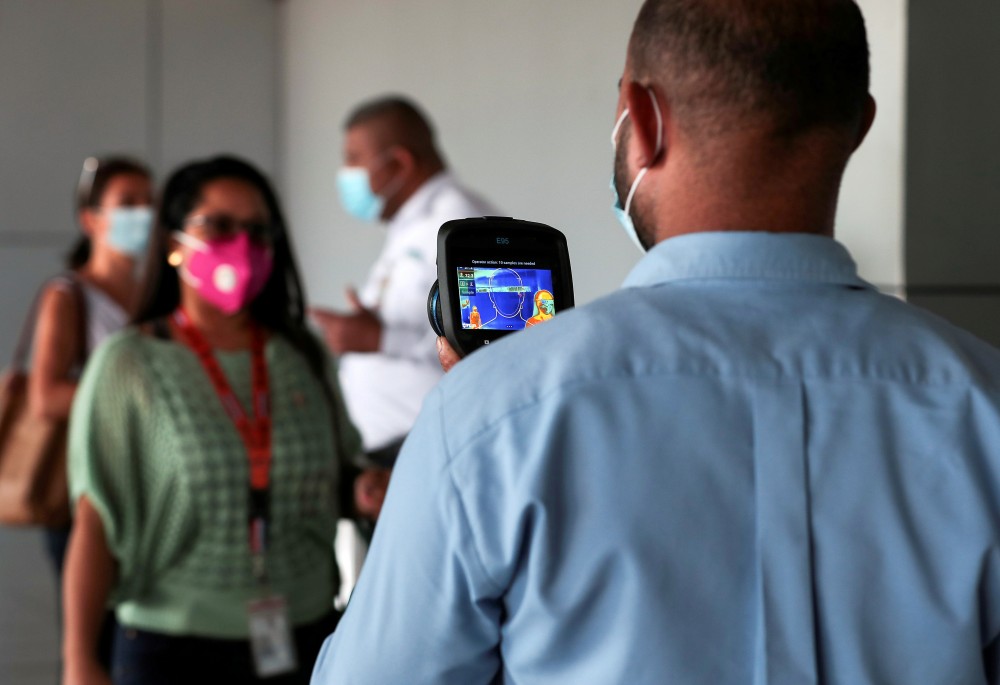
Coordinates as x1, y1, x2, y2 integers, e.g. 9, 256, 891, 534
427, 217, 574, 358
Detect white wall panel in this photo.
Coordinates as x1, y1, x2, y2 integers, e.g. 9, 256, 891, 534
279, 0, 644, 309
280, 1, 907, 307
839, 0, 908, 290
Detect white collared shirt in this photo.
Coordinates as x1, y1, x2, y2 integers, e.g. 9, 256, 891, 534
338, 171, 498, 451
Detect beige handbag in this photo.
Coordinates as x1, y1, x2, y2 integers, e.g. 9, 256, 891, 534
0, 276, 87, 527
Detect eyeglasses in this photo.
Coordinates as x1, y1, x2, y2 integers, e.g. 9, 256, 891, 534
184, 214, 274, 244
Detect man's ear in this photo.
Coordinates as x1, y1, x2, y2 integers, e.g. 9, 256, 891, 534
625, 82, 668, 168
389, 145, 417, 178
78, 208, 96, 237
853, 94, 877, 151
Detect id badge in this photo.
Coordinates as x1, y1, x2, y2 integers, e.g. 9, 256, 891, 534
248, 595, 297, 677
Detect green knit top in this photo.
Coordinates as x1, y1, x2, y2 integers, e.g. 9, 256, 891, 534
69, 328, 361, 638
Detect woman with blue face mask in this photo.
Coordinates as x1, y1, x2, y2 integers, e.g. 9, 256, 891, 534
24, 155, 153, 669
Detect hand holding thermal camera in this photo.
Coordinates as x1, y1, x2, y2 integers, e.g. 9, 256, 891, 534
435, 336, 461, 372
427, 217, 574, 359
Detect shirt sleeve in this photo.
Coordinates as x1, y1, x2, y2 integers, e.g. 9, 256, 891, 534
377, 251, 440, 365
324, 348, 363, 464
67, 332, 149, 601
380, 318, 439, 365
374, 181, 500, 365
310, 388, 504, 684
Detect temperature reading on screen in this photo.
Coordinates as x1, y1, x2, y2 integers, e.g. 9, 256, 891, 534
457, 263, 556, 331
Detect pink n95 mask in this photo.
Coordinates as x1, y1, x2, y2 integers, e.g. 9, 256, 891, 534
173, 231, 274, 315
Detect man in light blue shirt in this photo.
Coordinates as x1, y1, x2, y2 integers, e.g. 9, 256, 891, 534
313, 0, 1000, 683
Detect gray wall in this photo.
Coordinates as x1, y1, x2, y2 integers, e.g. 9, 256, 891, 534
0, 2, 278, 682
905, 1, 1000, 345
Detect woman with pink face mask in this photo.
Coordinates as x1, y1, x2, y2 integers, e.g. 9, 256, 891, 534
61, 157, 366, 685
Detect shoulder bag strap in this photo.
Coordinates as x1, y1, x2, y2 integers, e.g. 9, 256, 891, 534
8, 274, 85, 373
9, 291, 45, 373
61, 272, 90, 368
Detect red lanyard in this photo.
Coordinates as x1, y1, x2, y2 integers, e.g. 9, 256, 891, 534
172, 309, 273, 570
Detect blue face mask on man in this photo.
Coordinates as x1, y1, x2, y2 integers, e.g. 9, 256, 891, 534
610, 87, 664, 253
336, 153, 403, 223
106, 206, 154, 256
336, 167, 384, 222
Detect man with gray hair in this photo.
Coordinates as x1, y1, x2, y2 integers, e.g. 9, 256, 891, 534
313, 96, 496, 480
313, 2, 1000, 683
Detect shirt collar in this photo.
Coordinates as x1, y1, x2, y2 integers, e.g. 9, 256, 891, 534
388, 170, 452, 233
623, 231, 874, 290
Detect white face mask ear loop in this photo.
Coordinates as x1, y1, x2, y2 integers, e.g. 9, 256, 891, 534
371, 148, 408, 201
623, 167, 649, 217
172, 230, 209, 253
171, 231, 205, 287
611, 108, 630, 148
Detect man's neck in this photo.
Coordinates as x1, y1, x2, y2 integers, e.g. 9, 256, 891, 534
80, 248, 137, 311
381, 164, 445, 222
649, 133, 847, 244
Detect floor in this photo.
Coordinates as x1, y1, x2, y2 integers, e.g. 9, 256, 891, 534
0, 527, 60, 685
0, 523, 366, 685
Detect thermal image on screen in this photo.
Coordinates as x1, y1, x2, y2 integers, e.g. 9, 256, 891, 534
457, 265, 556, 331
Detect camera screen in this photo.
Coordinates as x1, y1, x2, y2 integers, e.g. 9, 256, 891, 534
457, 261, 557, 331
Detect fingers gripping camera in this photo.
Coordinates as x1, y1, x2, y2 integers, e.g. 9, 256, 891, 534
427, 217, 575, 357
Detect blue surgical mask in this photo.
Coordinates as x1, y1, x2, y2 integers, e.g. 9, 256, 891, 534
609, 88, 664, 253
609, 168, 647, 253
336, 167, 384, 223
107, 206, 153, 256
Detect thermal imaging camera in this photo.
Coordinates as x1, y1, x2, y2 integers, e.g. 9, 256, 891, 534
427, 217, 574, 358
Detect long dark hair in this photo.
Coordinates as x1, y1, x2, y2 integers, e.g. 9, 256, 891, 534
133, 155, 333, 397
67, 156, 151, 269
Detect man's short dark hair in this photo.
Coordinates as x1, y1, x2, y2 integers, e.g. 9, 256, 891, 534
630, 0, 870, 138
344, 95, 440, 163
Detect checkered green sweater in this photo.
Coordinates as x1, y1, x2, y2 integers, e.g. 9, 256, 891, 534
69, 328, 360, 638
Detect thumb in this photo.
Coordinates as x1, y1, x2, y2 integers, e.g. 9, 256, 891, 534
437, 336, 462, 373
345, 287, 365, 312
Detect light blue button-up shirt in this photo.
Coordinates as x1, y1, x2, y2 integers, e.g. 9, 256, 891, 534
314, 232, 1000, 684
